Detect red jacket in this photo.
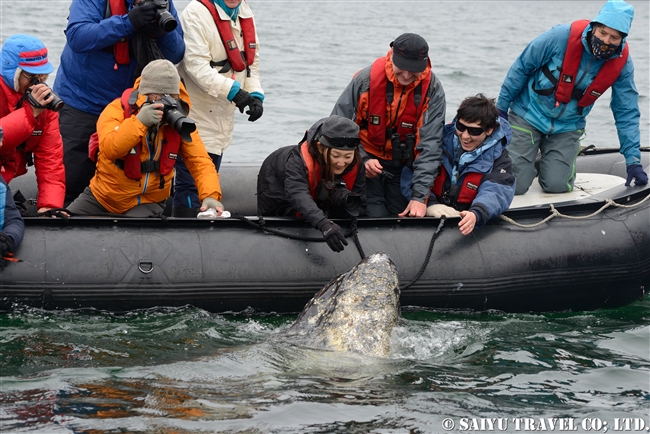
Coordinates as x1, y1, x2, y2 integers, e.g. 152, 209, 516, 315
0, 80, 65, 209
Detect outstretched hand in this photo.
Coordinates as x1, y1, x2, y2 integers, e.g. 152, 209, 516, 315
317, 219, 348, 252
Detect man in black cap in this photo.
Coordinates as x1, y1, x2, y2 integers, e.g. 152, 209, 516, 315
332, 33, 446, 218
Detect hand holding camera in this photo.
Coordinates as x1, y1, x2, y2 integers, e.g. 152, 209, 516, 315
129, 0, 177, 33
23, 77, 64, 113
136, 102, 163, 127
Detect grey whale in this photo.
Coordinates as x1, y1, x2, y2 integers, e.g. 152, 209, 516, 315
275, 252, 401, 357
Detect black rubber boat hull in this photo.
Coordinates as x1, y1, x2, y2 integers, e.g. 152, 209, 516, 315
2, 150, 649, 313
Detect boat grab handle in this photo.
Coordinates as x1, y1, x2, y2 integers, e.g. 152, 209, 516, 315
138, 259, 154, 274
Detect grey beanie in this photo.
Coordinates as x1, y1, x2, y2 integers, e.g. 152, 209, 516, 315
138, 59, 180, 95
318, 115, 360, 150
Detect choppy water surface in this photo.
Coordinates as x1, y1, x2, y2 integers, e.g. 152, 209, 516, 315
0, 1, 649, 432
1, 302, 649, 433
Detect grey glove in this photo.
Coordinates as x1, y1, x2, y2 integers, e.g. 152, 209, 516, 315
201, 196, 223, 211
136, 103, 162, 127
426, 204, 461, 218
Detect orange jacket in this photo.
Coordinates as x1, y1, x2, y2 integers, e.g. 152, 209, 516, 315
90, 78, 221, 214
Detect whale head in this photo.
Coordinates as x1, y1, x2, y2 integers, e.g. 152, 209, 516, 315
279, 252, 400, 357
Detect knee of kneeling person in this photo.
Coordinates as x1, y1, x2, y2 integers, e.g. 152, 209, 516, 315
539, 177, 572, 194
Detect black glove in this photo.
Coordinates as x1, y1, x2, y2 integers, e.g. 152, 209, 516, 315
317, 218, 348, 252
142, 21, 166, 38
128, 2, 157, 31
0, 233, 15, 257
231, 89, 254, 114
246, 98, 263, 122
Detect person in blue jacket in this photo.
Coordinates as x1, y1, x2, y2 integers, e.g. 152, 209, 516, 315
0, 126, 25, 258
497, 0, 647, 196
402, 94, 515, 235
53, 0, 186, 206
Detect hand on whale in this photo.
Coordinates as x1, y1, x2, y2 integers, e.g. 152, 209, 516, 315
276, 252, 400, 357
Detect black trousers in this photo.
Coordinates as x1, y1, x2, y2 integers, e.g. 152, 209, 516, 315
364, 159, 408, 217
59, 105, 99, 207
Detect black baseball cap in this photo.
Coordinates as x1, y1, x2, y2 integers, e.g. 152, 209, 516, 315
390, 33, 429, 73
319, 115, 360, 150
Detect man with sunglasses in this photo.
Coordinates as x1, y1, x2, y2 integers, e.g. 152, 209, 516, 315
402, 94, 515, 235
332, 33, 446, 218
0, 34, 66, 214
497, 0, 647, 195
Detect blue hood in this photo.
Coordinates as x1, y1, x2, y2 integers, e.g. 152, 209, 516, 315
592, 0, 634, 35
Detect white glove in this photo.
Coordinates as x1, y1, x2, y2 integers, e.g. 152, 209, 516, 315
426, 204, 461, 218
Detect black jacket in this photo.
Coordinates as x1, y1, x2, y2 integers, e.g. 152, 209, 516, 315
257, 143, 366, 228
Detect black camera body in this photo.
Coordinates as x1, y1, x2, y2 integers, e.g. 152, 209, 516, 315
24, 76, 64, 112
321, 181, 362, 217
157, 95, 196, 142
141, 0, 177, 32
391, 133, 415, 163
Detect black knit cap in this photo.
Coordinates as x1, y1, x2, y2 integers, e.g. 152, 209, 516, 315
318, 115, 360, 150
390, 33, 429, 73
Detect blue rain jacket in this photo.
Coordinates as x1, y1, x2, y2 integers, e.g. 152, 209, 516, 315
497, 0, 641, 166
53, 0, 185, 116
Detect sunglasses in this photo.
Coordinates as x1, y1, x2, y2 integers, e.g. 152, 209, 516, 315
455, 120, 486, 136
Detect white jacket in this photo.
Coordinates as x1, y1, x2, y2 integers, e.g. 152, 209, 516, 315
178, 0, 263, 155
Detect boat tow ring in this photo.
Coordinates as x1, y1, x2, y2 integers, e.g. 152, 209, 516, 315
138, 259, 154, 274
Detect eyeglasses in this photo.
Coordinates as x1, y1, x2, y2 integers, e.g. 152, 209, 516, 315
455, 120, 486, 136
20, 71, 48, 83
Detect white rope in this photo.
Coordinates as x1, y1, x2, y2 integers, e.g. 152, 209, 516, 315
499, 191, 650, 229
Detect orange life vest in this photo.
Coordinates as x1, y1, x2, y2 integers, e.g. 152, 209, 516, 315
365, 57, 431, 160
196, 0, 257, 73
431, 166, 483, 209
555, 20, 628, 107
106, 0, 130, 65
299, 142, 358, 201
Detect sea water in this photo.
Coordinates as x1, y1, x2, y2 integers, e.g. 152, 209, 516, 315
0, 1, 648, 432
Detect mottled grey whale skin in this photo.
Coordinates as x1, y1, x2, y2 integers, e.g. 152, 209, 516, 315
278, 252, 400, 357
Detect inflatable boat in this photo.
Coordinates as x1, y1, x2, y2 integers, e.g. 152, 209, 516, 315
2, 149, 649, 314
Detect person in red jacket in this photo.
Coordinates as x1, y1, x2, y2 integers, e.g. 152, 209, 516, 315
0, 34, 65, 213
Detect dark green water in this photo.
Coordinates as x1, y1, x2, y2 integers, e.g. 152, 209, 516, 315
1, 298, 648, 433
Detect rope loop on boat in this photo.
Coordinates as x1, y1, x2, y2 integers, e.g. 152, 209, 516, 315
400, 216, 446, 291
499, 191, 650, 229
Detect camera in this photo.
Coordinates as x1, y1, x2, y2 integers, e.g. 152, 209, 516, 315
157, 94, 197, 141
322, 181, 363, 217
391, 133, 415, 163
24, 76, 64, 112
141, 0, 177, 32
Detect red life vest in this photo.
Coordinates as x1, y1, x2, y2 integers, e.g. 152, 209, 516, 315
299, 142, 358, 201
365, 57, 431, 159
431, 166, 483, 209
112, 89, 182, 181
556, 20, 629, 107
196, 0, 257, 73
106, 0, 130, 65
